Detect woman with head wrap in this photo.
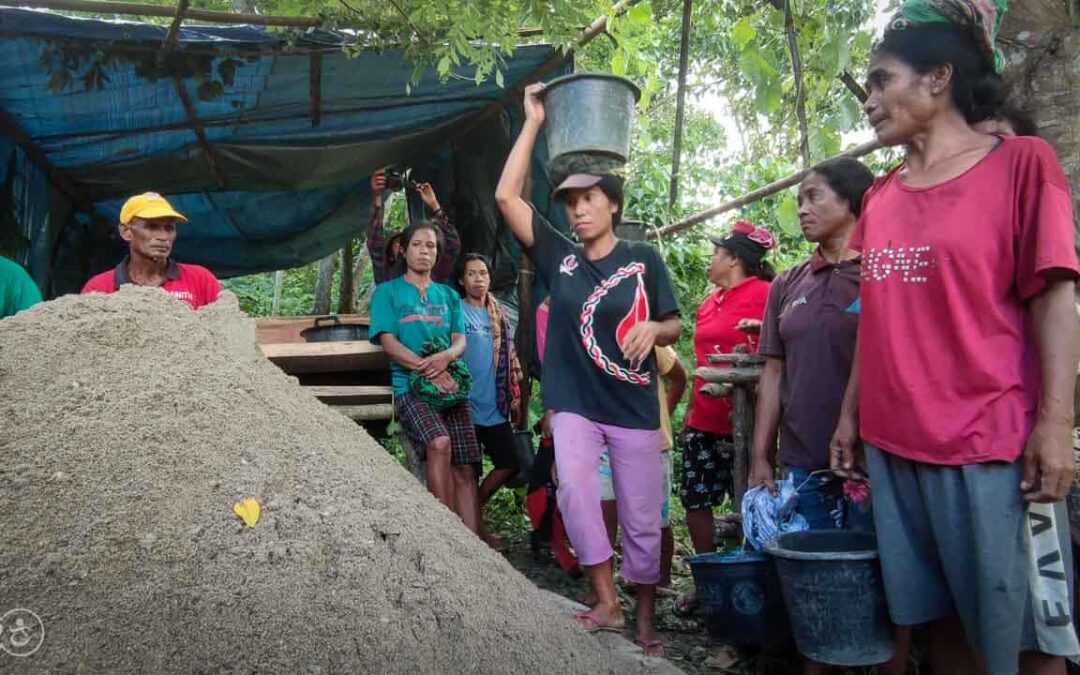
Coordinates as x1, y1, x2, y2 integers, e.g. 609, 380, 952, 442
674, 220, 774, 616
829, 1, 1080, 672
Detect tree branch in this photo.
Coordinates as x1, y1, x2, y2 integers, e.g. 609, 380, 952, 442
782, 0, 810, 166
839, 70, 868, 103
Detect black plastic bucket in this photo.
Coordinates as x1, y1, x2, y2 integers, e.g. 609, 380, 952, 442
615, 220, 648, 242
687, 550, 792, 647
765, 530, 893, 666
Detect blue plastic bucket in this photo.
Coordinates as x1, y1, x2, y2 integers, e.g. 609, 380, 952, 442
765, 530, 893, 666
687, 549, 792, 647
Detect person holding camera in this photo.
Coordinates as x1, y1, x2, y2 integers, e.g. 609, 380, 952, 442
367, 167, 461, 284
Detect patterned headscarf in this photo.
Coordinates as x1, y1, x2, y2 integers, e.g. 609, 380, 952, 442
887, 0, 1009, 72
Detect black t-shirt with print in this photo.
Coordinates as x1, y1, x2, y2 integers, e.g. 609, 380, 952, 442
525, 210, 680, 430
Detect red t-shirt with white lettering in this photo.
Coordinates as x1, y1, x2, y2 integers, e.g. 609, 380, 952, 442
687, 277, 771, 435
851, 136, 1078, 465
81, 259, 222, 310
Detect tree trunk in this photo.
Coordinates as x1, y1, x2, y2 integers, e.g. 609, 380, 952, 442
338, 242, 355, 314
312, 253, 336, 315
999, 0, 1079, 224
356, 243, 373, 315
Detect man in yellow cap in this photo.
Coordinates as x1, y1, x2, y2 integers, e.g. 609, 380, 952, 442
81, 192, 221, 309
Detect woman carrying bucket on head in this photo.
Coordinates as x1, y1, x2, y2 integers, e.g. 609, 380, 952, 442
495, 82, 681, 658
829, 0, 1079, 672
747, 157, 909, 675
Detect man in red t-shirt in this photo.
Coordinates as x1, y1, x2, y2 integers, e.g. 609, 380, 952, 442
82, 193, 221, 310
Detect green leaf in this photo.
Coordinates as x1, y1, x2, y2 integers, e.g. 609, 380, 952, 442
838, 95, 861, 129
754, 78, 782, 114
611, 50, 627, 76
494, 68, 504, 88
776, 195, 801, 236
731, 17, 756, 48
627, 1, 652, 25
437, 55, 451, 78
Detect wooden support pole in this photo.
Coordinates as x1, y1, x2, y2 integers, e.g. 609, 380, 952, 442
650, 138, 882, 239
516, 256, 535, 431
668, 0, 692, 208
156, 0, 189, 71
0, 0, 323, 26
172, 75, 225, 189
731, 387, 751, 506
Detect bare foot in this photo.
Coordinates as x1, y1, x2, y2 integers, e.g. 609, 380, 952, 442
572, 605, 624, 633
634, 634, 665, 658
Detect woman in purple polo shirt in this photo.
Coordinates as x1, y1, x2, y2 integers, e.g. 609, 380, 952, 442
749, 158, 909, 675
749, 158, 874, 528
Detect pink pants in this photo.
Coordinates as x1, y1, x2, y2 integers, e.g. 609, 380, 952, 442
552, 412, 663, 585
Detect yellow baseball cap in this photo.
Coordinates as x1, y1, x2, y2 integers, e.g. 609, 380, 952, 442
119, 192, 188, 226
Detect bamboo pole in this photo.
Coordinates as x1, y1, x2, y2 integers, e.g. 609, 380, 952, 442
156, 0, 188, 70
0, 0, 323, 26
650, 138, 882, 239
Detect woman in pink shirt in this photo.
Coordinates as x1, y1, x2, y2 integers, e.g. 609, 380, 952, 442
830, 2, 1079, 672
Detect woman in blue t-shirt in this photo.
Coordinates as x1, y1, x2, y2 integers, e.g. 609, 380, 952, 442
495, 83, 681, 657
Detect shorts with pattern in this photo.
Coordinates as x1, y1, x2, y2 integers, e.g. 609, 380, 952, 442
679, 427, 735, 511
395, 394, 481, 466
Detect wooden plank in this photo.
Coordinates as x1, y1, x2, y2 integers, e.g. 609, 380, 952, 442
332, 404, 395, 422
695, 366, 763, 385
707, 352, 766, 366
304, 385, 392, 404
261, 341, 389, 374
255, 315, 370, 345
699, 383, 733, 398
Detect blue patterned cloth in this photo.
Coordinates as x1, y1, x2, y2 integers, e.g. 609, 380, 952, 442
741, 477, 809, 552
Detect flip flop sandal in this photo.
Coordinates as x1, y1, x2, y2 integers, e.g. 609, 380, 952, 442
572, 612, 624, 634
633, 637, 665, 658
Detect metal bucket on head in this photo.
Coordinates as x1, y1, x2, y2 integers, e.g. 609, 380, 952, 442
541, 73, 640, 180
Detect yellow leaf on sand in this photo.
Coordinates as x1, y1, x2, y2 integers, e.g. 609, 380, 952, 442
232, 498, 261, 528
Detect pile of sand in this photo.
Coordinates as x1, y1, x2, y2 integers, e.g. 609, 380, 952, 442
0, 287, 623, 674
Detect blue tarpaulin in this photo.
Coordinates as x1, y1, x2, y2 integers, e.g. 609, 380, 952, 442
0, 8, 570, 295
